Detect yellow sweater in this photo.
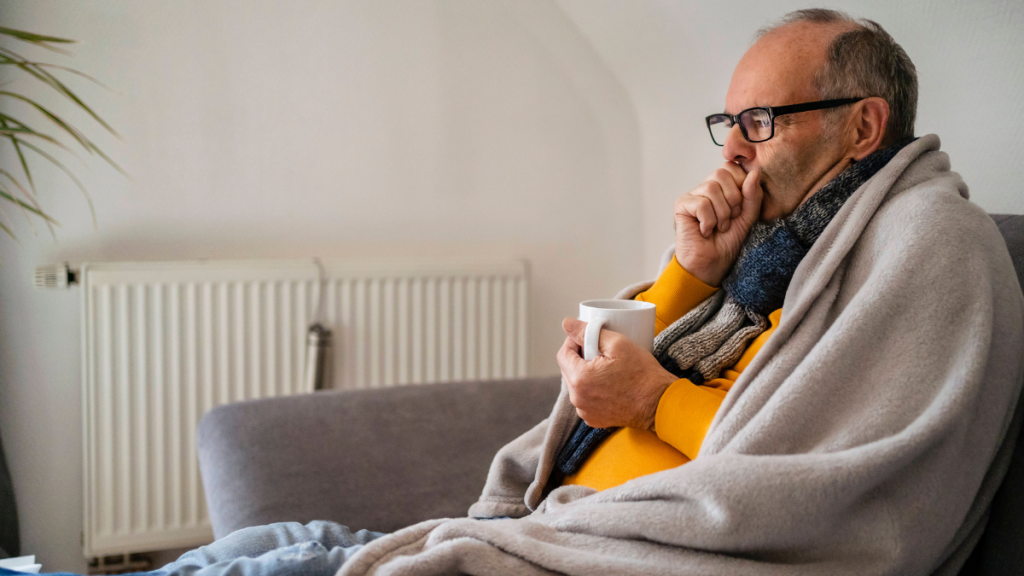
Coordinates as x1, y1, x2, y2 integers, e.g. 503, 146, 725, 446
563, 256, 784, 491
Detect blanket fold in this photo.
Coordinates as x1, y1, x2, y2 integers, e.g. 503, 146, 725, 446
338, 135, 1024, 576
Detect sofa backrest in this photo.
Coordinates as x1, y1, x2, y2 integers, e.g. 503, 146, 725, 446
993, 215, 1024, 293
959, 215, 1024, 575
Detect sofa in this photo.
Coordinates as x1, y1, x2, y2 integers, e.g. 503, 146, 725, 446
197, 214, 1024, 576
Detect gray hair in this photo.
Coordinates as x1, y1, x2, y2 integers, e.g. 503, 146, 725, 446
756, 9, 918, 145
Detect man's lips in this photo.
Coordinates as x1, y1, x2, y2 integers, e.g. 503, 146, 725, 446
734, 160, 771, 197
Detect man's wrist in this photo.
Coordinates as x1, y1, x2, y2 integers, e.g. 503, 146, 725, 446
674, 254, 727, 288
644, 374, 681, 432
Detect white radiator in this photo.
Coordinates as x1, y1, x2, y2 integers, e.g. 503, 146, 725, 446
80, 258, 529, 557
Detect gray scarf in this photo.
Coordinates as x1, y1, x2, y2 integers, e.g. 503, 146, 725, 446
554, 140, 912, 478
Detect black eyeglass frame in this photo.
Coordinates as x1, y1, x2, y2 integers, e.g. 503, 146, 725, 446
705, 97, 866, 146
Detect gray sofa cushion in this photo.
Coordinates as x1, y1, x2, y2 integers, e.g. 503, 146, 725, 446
197, 376, 561, 538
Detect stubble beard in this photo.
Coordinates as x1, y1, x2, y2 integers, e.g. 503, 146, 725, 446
757, 130, 838, 222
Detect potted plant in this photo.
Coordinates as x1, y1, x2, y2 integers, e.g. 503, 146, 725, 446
0, 25, 123, 244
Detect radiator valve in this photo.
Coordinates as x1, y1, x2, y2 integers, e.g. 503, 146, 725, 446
34, 263, 78, 289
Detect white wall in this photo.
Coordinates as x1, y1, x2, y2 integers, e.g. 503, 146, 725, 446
2, 0, 1023, 572
0, 1, 641, 571
558, 0, 1024, 272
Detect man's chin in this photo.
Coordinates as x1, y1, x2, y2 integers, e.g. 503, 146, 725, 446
757, 181, 782, 222
759, 202, 782, 223
758, 189, 804, 222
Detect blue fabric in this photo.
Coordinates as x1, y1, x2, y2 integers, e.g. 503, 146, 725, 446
9, 521, 385, 576
159, 521, 385, 576
726, 224, 808, 315
554, 421, 615, 476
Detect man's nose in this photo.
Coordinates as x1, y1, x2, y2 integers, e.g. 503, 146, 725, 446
722, 123, 754, 164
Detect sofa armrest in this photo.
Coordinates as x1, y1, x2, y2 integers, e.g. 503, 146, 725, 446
197, 377, 561, 539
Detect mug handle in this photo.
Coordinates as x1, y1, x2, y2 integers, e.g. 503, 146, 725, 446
583, 317, 606, 361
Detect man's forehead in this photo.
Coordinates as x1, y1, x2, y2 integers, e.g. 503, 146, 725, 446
723, 22, 851, 113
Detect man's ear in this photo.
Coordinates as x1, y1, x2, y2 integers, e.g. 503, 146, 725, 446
849, 97, 889, 160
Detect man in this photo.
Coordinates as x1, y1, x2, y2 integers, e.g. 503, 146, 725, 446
548, 8, 916, 493
159, 9, 1023, 576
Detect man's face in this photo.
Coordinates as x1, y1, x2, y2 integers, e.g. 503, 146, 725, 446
721, 23, 854, 221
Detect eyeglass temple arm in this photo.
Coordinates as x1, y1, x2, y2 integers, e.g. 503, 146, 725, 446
769, 97, 865, 117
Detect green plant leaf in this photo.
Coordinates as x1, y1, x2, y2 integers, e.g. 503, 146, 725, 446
10, 136, 34, 191
0, 218, 16, 240
15, 137, 97, 228
0, 90, 91, 149
0, 47, 119, 137
0, 125, 65, 147
0, 26, 74, 56
86, 140, 128, 178
0, 113, 72, 149
0, 169, 58, 239
0, 91, 126, 177
0, 181, 58, 223
1, 169, 40, 207
0, 57, 112, 92
1, 117, 39, 191
0, 117, 55, 238
0, 26, 123, 243
2, 181, 35, 233
0, 26, 74, 44
0, 125, 32, 134
0, 192, 20, 241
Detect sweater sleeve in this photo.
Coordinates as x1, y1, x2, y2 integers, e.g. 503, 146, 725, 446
653, 378, 728, 460
637, 256, 728, 460
634, 256, 719, 334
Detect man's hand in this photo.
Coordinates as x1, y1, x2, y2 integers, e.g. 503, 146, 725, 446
675, 162, 764, 286
557, 317, 679, 430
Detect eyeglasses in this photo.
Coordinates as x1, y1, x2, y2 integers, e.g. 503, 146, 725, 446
705, 97, 865, 146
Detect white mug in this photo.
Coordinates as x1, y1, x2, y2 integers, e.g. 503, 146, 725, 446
578, 299, 656, 361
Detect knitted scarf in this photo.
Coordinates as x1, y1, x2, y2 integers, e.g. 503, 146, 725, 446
554, 140, 912, 477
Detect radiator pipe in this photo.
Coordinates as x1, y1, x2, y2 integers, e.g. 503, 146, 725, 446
304, 323, 332, 391
304, 258, 332, 390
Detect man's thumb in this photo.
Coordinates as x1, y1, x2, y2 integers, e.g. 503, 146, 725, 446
562, 317, 586, 346
740, 168, 764, 226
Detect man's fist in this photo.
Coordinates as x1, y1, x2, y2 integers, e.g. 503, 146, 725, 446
674, 162, 764, 286
557, 317, 678, 430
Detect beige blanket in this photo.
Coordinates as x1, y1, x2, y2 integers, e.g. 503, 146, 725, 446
338, 134, 1024, 576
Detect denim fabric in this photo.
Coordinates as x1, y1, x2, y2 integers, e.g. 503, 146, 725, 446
158, 521, 386, 576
